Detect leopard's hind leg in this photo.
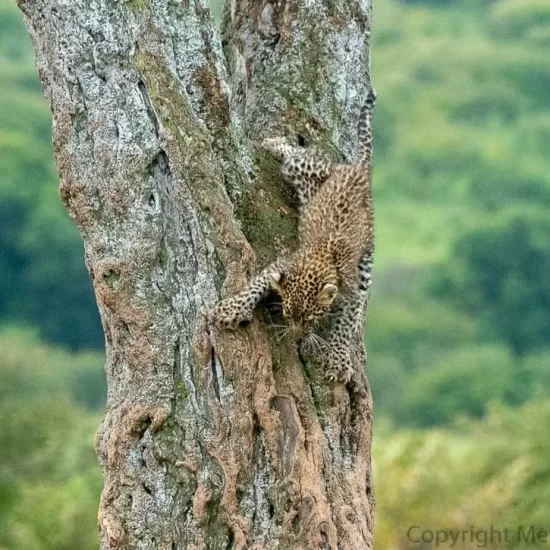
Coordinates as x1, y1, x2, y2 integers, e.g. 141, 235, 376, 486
261, 137, 332, 209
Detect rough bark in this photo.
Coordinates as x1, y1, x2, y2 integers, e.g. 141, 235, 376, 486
19, 0, 374, 548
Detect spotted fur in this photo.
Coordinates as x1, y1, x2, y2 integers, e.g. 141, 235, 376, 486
212, 87, 376, 383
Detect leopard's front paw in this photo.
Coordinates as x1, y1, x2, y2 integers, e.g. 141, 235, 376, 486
323, 344, 354, 384
260, 137, 292, 162
211, 297, 254, 330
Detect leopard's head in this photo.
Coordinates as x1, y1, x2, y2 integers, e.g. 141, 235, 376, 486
269, 267, 338, 339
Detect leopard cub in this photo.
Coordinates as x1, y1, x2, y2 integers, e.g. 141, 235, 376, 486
212, 87, 376, 384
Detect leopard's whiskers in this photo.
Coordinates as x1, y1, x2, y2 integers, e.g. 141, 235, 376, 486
311, 333, 328, 350
303, 332, 326, 353
302, 335, 316, 352
271, 324, 290, 343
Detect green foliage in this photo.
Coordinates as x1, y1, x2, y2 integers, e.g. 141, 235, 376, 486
0, 332, 103, 550
0, 3, 33, 62
368, 297, 480, 369
0, 402, 102, 550
490, 0, 550, 40
375, 400, 550, 549
0, 329, 106, 410
0, 4, 102, 350
371, 0, 550, 265
8, 474, 102, 550
366, 0, 550, 427
396, 345, 515, 426
433, 212, 550, 355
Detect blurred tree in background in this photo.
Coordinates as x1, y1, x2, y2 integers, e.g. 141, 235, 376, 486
0, 3, 102, 350
1, 0, 550, 547
434, 214, 550, 356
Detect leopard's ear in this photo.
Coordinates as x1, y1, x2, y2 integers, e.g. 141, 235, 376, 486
317, 282, 338, 306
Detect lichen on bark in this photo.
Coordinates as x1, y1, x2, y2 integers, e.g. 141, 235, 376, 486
19, 0, 375, 547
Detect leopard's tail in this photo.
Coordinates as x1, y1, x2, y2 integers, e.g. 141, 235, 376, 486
357, 86, 376, 170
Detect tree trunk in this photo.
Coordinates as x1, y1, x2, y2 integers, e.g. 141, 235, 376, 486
19, 0, 375, 547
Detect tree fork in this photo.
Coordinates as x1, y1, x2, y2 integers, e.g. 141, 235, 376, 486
19, 0, 375, 547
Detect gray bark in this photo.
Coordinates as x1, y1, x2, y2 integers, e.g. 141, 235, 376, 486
19, 0, 375, 547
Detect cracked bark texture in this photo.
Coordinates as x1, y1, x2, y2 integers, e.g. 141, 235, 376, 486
19, 0, 375, 548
